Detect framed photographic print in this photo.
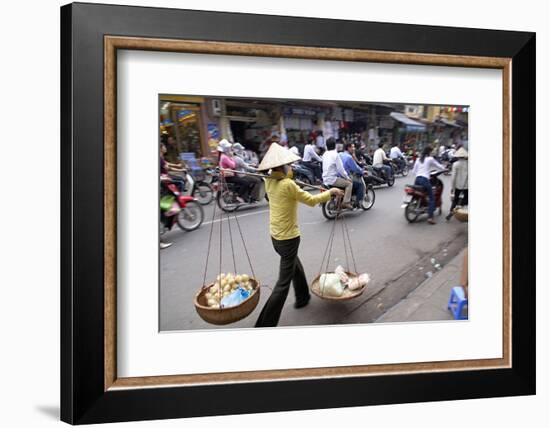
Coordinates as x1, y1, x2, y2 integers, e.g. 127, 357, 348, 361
60, 2, 535, 424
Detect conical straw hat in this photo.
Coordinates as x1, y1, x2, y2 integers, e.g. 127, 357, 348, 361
454, 147, 468, 158
257, 142, 301, 171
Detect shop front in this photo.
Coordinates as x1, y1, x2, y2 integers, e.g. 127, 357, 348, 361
159, 95, 211, 163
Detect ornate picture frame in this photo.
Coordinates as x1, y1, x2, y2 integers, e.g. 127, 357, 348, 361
61, 2, 535, 424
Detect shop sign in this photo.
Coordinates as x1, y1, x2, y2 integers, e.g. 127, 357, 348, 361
283, 107, 316, 116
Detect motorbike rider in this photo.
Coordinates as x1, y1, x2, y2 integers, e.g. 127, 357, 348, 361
218, 139, 249, 203
232, 142, 262, 201
254, 143, 343, 327
373, 142, 393, 181
322, 138, 353, 209
232, 143, 257, 166
438, 143, 447, 160
259, 131, 280, 160
411, 146, 446, 225
315, 130, 326, 154
339, 142, 365, 203
302, 138, 323, 183
355, 142, 372, 166
389, 142, 406, 170
160, 142, 186, 193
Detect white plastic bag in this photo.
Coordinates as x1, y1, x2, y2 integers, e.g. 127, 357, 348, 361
348, 273, 370, 291
334, 265, 349, 285
318, 273, 344, 297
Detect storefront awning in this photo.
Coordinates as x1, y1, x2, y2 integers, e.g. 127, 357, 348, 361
390, 112, 426, 131
437, 118, 462, 128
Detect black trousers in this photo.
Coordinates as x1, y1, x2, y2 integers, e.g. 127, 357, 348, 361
450, 188, 469, 213
302, 161, 322, 181
225, 175, 249, 198
255, 236, 310, 327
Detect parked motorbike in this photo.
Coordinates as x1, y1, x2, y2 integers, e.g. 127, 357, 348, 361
321, 172, 376, 220
402, 169, 447, 223
160, 176, 204, 231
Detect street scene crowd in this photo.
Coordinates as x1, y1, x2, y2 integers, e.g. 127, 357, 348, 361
159, 99, 469, 330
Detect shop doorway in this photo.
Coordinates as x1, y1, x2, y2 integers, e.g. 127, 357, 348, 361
160, 101, 204, 161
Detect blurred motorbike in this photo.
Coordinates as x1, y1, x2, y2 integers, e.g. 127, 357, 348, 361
320, 172, 376, 219
367, 161, 396, 187
402, 170, 447, 223
169, 169, 214, 205
216, 175, 267, 212
160, 176, 204, 231
390, 157, 410, 177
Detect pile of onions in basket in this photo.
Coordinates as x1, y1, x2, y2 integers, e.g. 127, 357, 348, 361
204, 273, 254, 308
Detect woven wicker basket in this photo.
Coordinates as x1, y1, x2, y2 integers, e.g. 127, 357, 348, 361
310, 272, 366, 301
454, 207, 468, 222
194, 278, 260, 325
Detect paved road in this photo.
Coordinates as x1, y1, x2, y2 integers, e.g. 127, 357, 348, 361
160, 173, 467, 331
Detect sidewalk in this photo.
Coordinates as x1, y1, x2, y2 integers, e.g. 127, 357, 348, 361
375, 248, 467, 323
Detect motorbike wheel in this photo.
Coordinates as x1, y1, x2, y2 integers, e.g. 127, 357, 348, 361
216, 189, 238, 212
360, 187, 376, 210
193, 182, 214, 205
401, 165, 410, 177
404, 198, 421, 223
177, 201, 204, 231
321, 199, 338, 220
387, 174, 395, 187
202, 172, 213, 184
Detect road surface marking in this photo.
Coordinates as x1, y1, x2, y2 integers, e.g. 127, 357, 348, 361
203, 209, 270, 226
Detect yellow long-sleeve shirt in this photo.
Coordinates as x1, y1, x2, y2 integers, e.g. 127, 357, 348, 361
265, 172, 332, 241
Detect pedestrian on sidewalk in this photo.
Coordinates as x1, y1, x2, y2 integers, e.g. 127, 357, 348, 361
446, 146, 469, 221
411, 146, 446, 225
254, 143, 343, 328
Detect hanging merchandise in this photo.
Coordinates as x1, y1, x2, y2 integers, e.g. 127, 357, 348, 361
310, 201, 371, 300
194, 178, 261, 325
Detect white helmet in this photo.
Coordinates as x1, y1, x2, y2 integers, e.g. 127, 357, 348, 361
232, 142, 245, 152
217, 139, 232, 153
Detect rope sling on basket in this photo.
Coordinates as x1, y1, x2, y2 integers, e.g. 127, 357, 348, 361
311, 198, 370, 300
193, 173, 261, 325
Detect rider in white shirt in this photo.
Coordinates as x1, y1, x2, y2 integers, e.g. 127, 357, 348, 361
411, 146, 445, 224
389, 143, 406, 170
322, 138, 352, 206
302, 140, 323, 182
373, 142, 393, 180
315, 131, 326, 153
389, 144, 403, 159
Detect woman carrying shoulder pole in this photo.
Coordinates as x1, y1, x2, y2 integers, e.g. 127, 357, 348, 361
254, 143, 343, 327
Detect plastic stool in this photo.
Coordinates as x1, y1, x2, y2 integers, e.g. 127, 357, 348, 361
447, 286, 468, 320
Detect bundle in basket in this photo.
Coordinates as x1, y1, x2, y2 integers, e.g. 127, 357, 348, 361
454, 207, 468, 222
310, 268, 369, 301
194, 273, 260, 325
